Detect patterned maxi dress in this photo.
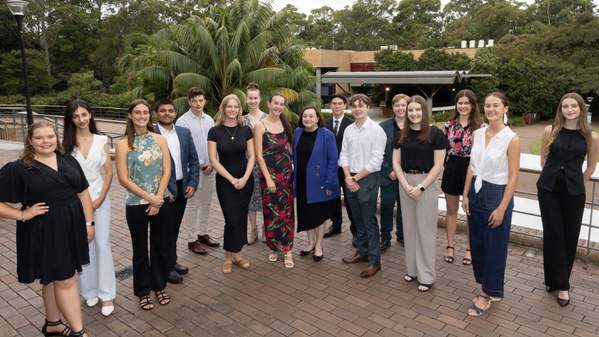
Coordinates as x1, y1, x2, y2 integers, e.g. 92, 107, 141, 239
243, 112, 266, 212
260, 127, 295, 253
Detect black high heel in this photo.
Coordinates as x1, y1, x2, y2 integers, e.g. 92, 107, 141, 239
299, 248, 314, 256
41, 319, 71, 336
313, 249, 324, 262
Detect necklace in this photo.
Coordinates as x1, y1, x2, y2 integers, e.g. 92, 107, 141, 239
224, 125, 239, 140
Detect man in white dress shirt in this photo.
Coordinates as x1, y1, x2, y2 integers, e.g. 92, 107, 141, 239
339, 94, 387, 278
154, 98, 200, 283
176, 88, 220, 254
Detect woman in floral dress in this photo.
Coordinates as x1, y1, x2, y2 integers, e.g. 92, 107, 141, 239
441, 89, 483, 265
254, 93, 295, 268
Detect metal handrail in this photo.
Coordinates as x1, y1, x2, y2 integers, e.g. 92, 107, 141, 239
1, 110, 598, 258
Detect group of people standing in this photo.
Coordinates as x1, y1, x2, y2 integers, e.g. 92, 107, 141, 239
0, 86, 595, 336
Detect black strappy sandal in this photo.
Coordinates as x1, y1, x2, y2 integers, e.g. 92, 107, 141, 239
404, 275, 417, 282
155, 290, 171, 305
69, 327, 87, 337
139, 295, 154, 310
42, 319, 71, 336
463, 248, 472, 265
445, 246, 455, 263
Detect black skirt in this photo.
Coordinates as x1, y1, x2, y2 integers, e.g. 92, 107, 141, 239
441, 155, 470, 196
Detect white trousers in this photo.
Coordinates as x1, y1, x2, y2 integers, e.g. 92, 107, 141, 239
185, 173, 215, 241
79, 197, 117, 301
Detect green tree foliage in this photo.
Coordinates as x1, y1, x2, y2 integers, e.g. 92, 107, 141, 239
300, 6, 337, 49
0, 49, 56, 95
119, 0, 317, 114
334, 0, 397, 50
394, 0, 443, 48
374, 49, 417, 71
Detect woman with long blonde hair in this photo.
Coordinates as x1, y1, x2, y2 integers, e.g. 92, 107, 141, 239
208, 94, 256, 273
537, 92, 599, 307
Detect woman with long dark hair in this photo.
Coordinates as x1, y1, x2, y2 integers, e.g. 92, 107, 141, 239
441, 89, 483, 265
254, 93, 295, 268
392, 95, 448, 292
462, 92, 521, 316
0, 121, 94, 336
208, 94, 255, 273
294, 106, 339, 262
115, 99, 172, 310
63, 100, 116, 316
538, 93, 599, 307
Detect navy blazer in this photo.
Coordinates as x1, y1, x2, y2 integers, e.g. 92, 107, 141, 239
379, 118, 400, 187
154, 124, 200, 198
293, 127, 340, 204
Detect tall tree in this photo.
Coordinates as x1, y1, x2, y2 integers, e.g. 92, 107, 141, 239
119, 0, 317, 113
334, 0, 397, 50
393, 0, 443, 48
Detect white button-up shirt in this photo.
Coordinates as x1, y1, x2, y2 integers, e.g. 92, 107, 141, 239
157, 124, 183, 180
175, 110, 214, 168
339, 117, 387, 173
470, 125, 515, 192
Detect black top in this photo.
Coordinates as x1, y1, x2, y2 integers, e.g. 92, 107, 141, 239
537, 128, 587, 195
297, 129, 317, 177
0, 153, 90, 284
208, 125, 253, 178
396, 126, 449, 172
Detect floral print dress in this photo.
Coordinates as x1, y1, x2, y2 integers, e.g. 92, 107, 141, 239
126, 132, 169, 205
259, 126, 294, 253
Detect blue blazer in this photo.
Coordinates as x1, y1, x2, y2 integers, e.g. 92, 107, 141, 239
154, 125, 200, 198
293, 127, 340, 204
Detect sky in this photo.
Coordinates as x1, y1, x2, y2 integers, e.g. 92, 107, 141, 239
271, 0, 450, 13
271, 0, 599, 14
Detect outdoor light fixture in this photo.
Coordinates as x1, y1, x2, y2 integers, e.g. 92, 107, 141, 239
6, 0, 27, 15
385, 87, 390, 91
6, 0, 33, 127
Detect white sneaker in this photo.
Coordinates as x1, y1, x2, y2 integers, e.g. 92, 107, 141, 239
85, 297, 99, 307
101, 304, 115, 317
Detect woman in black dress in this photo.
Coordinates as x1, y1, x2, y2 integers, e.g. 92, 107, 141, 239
293, 107, 340, 262
208, 94, 255, 273
538, 92, 599, 307
0, 121, 94, 337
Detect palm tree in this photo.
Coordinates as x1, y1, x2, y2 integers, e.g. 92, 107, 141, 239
119, 0, 317, 115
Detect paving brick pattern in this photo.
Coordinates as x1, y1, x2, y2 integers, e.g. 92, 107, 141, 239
0, 148, 599, 337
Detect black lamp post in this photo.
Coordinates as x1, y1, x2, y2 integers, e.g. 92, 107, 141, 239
6, 0, 33, 127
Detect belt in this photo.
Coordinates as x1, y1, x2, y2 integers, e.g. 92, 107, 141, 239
405, 169, 428, 174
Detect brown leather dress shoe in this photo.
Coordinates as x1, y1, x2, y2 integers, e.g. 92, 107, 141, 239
342, 252, 368, 264
197, 234, 220, 248
360, 264, 381, 278
188, 241, 207, 255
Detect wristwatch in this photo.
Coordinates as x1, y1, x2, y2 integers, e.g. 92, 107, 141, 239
417, 184, 425, 191
86, 221, 95, 227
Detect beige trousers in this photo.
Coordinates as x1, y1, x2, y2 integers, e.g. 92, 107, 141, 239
399, 173, 438, 285
184, 173, 215, 241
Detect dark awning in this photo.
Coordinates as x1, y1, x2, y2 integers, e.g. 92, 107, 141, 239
320, 70, 492, 85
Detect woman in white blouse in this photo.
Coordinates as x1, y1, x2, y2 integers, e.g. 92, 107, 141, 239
63, 100, 116, 317
461, 92, 520, 317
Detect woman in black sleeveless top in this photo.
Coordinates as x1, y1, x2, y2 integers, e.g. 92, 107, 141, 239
538, 92, 599, 307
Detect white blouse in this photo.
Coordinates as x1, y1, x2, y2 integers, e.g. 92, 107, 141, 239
72, 134, 108, 200
470, 125, 515, 193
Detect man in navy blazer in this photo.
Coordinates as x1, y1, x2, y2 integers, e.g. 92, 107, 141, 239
154, 98, 200, 284
323, 95, 356, 239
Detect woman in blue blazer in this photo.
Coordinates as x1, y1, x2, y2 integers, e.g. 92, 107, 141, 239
293, 106, 340, 262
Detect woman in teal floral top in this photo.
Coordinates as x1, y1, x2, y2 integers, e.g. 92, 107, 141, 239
115, 99, 172, 311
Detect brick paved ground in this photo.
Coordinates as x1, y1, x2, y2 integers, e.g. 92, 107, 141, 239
1, 146, 599, 337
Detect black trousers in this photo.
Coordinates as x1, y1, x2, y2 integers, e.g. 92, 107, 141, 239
166, 180, 188, 270
331, 168, 356, 235
126, 201, 172, 297
538, 173, 585, 291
